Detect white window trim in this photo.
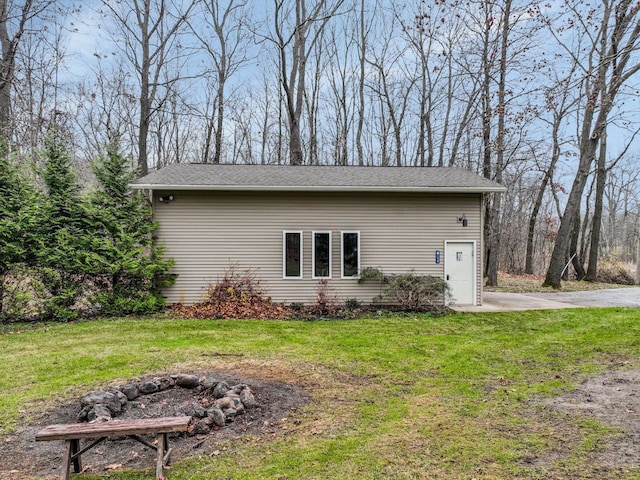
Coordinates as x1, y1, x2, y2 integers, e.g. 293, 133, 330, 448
312, 230, 332, 279
341, 230, 360, 279
282, 230, 303, 279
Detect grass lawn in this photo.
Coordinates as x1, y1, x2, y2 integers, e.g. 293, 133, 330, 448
2, 308, 640, 479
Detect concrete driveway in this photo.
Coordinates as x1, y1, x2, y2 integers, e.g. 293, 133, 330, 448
453, 287, 640, 312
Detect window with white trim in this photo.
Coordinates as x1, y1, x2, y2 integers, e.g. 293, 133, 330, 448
312, 231, 331, 278
283, 231, 303, 279
341, 231, 360, 278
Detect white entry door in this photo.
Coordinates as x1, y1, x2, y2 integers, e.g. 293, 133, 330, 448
445, 241, 476, 305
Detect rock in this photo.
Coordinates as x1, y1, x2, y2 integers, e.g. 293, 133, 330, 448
120, 384, 140, 401
175, 401, 196, 417
111, 390, 128, 407
230, 384, 246, 395
207, 407, 226, 427
214, 397, 235, 410
212, 381, 230, 399
201, 376, 219, 390
202, 416, 214, 427
225, 390, 241, 399
223, 408, 237, 423
77, 405, 91, 422
192, 419, 211, 435
193, 402, 207, 418
175, 374, 200, 389
138, 380, 159, 395
240, 388, 257, 409
232, 398, 245, 414
87, 404, 112, 422
156, 376, 175, 391
81, 391, 121, 415
175, 401, 207, 418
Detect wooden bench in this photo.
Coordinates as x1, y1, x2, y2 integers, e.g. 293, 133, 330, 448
35, 417, 190, 480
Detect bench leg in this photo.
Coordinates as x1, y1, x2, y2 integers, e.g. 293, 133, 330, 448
156, 433, 165, 480
59, 439, 81, 479
60, 440, 72, 480
163, 433, 172, 465
71, 439, 82, 473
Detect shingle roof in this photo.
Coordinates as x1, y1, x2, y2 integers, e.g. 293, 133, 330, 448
130, 164, 506, 193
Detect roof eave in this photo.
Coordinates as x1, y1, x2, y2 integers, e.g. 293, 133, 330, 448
129, 184, 507, 193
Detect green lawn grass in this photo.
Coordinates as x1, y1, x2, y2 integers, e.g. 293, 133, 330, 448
2, 308, 640, 479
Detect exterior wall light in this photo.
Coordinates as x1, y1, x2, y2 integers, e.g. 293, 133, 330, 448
457, 214, 468, 227
159, 195, 174, 204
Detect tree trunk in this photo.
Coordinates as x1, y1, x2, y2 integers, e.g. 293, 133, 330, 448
543, 147, 595, 288
213, 60, 226, 165
0, 0, 35, 145
138, 94, 150, 175
636, 240, 640, 285
525, 171, 551, 274
570, 202, 585, 280
585, 130, 607, 281
355, 0, 365, 166
289, 120, 304, 165
485, 0, 510, 287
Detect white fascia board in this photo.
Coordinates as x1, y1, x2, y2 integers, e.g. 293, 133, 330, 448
129, 184, 507, 193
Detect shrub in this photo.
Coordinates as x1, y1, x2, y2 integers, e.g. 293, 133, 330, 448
345, 298, 361, 310
384, 271, 449, 311
0, 267, 41, 321
172, 265, 291, 319
359, 267, 449, 311
305, 279, 339, 316
92, 290, 166, 317
596, 262, 636, 285
289, 302, 304, 312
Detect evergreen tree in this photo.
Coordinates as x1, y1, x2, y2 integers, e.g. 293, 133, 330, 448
36, 131, 87, 321
84, 138, 174, 315
0, 146, 37, 315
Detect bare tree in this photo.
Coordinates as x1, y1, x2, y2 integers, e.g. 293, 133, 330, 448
543, 0, 640, 288
267, 0, 344, 165
100, 0, 197, 175
189, 0, 251, 164
0, 0, 54, 145
525, 71, 579, 274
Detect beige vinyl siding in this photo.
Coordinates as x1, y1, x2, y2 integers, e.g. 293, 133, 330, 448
153, 191, 483, 305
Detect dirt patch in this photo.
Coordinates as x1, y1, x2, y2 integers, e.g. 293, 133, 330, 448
0, 371, 309, 479
542, 368, 640, 468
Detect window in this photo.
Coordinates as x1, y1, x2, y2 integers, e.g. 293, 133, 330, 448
312, 231, 331, 278
341, 231, 360, 278
283, 231, 302, 278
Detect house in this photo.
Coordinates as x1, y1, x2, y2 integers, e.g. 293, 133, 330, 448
131, 164, 506, 306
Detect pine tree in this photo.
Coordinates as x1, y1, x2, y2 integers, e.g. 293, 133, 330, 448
84, 138, 174, 315
0, 146, 37, 315
36, 131, 87, 321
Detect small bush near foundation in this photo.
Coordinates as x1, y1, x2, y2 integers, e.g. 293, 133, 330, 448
305, 279, 340, 316
289, 302, 304, 312
359, 267, 449, 311
385, 272, 449, 311
345, 298, 361, 310
172, 266, 291, 319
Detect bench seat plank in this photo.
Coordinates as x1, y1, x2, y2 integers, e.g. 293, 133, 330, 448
36, 417, 190, 480
35, 417, 190, 441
